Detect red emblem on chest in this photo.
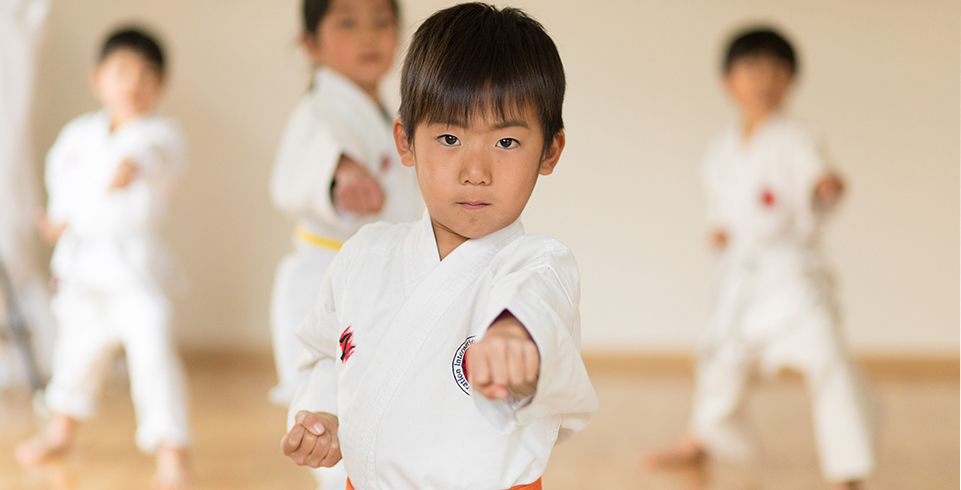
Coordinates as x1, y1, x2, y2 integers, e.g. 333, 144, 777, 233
760, 189, 777, 207
339, 326, 356, 363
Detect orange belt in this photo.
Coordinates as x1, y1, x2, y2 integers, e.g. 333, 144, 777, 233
346, 477, 542, 490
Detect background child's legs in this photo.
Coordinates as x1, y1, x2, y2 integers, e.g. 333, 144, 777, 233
17, 288, 118, 464
44, 288, 121, 419
760, 308, 875, 482
113, 288, 190, 453
689, 340, 757, 463
269, 247, 335, 405
687, 267, 759, 462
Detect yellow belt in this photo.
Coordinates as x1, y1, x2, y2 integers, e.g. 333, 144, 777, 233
294, 227, 344, 251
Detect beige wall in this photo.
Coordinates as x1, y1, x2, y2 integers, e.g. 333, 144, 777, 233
31, 0, 959, 355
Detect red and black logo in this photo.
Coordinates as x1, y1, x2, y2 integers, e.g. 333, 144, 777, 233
339, 326, 356, 363
452, 336, 476, 395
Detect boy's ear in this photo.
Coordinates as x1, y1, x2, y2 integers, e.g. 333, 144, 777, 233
722, 73, 736, 95
393, 119, 415, 168
302, 33, 324, 65
88, 68, 102, 99
538, 130, 565, 176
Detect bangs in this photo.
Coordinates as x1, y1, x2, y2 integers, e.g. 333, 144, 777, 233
400, 3, 565, 153
418, 82, 536, 129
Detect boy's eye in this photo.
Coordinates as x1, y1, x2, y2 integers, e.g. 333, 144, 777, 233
496, 138, 519, 149
338, 18, 357, 29
440, 135, 460, 146
374, 17, 394, 29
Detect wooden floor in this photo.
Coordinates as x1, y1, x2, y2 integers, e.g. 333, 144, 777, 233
0, 354, 957, 490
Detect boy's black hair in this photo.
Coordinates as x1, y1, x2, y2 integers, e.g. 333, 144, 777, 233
303, 0, 400, 35
723, 27, 798, 76
399, 2, 565, 155
99, 27, 165, 76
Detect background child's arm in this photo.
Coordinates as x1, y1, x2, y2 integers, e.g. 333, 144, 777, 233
813, 173, 845, 213
791, 129, 844, 232
702, 141, 730, 251
108, 160, 138, 190
271, 103, 384, 224
112, 120, 187, 189
73, 123, 185, 236
708, 228, 728, 251
332, 155, 385, 214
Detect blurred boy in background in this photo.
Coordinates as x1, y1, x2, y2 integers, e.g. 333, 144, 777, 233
16, 27, 191, 490
645, 27, 875, 490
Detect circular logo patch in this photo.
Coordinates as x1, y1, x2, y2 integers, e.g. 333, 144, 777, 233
452, 336, 476, 395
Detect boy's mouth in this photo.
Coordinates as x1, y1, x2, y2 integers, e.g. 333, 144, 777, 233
458, 201, 490, 210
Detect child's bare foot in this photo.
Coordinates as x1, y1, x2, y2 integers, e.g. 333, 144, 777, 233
153, 445, 190, 490
642, 435, 707, 469
830, 481, 863, 490
14, 413, 77, 466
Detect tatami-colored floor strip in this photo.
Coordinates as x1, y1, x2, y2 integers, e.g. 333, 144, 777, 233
1, 353, 957, 489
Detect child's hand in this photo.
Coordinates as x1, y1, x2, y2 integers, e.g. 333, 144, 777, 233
467, 311, 540, 400
108, 160, 139, 191
813, 174, 845, 212
281, 411, 341, 468
709, 229, 728, 251
333, 155, 385, 214
37, 211, 68, 246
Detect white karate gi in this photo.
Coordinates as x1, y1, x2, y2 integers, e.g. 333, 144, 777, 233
290, 212, 598, 490
0, 0, 55, 389
692, 115, 874, 481
42, 111, 190, 453
270, 66, 420, 489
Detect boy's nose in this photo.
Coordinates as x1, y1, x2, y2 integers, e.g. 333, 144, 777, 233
460, 154, 492, 186
359, 25, 379, 45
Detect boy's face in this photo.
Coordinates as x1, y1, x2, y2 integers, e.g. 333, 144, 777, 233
394, 106, 564, 242
725, 53, 793, 119
91, 49, 164, 123
304, 0, 397, 93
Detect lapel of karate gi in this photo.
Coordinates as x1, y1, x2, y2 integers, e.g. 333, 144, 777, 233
348, 212, 523, 488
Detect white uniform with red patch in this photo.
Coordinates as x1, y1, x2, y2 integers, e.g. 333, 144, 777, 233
42, 111, 190, 453
269, 66, 421, 489
289, 212, 598, 490
694, 115, 874, 481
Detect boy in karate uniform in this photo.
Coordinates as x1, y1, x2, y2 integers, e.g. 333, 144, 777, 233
268, 0, 421, 409
281, 3, 598, 489
645, 28, 874, 489
16, 28, 191, 489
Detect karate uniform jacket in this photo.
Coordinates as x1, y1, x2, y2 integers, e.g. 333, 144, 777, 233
291, 213, 598, 490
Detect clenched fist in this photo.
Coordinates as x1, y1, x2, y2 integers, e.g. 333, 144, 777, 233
333, 155, 385, 214
281, 411, 342, 468
813, 174, 845, 212
467, 311, 540, 400
109, 160, 139, 191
